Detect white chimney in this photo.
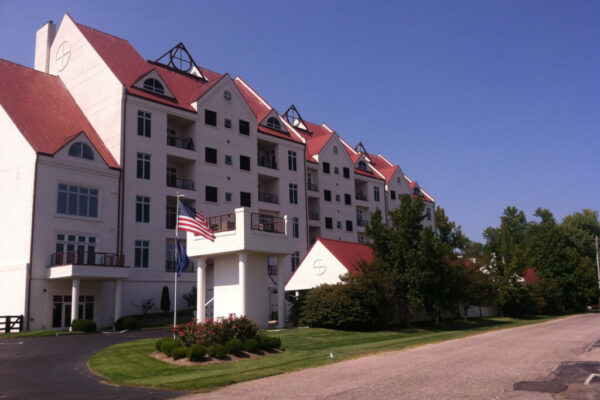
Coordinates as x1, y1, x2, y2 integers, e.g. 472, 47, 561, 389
34, 20, 56, 73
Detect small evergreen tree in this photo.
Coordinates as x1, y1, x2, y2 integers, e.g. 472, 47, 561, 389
160, 286, 171, 313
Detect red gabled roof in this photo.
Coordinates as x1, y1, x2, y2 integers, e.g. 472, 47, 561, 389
318, 238, 373, 275
405, 175, 435, 203
299, 121, 335, 162
0, 59, 119, 169
367, 153, 398, 184
354, 168, 384, 180
522, 268, 539, 284
72, 16, 222, 113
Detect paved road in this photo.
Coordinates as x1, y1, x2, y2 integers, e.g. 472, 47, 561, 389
0, 329, 181, 400
179, 314, 600, 400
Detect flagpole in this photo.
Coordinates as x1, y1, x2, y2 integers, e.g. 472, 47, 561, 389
174, 192, 184, 335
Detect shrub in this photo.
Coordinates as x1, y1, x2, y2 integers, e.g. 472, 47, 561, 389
171, 346, 187, 360
187, 344, 207, 362
155, 337, 171, 351
258, 335, 281, 350
242, 338, 260, 353
172, 315, 260, 348
71, 319, 96, 332
115, 316, 139, 330
225, 339, 243, 356
160, 338, 180, 357
207, 343, 227, 359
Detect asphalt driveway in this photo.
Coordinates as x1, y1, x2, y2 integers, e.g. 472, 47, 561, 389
0, 329, 180, 400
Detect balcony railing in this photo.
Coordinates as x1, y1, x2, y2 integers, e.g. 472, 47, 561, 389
307, 183, 318, 192
167, 135, 195, 150
167, 176, 195, 190
308, 212, 320, 221
258, 157, 277, 169
207, 213, 236, 233
355, 192, 368, 201
258, 192, 278, 204
357, 218, 368, 227
50, 252, 125, 267
165, 260, 195, 273
251, 213, 285, 234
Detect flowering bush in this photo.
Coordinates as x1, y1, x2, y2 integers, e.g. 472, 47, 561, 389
172, 314, 260, 348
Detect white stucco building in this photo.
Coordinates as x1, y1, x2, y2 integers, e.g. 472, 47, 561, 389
0, 14, 436, 330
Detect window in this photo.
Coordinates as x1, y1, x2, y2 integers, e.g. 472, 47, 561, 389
55, 234, 96, 261
374, 186, 380, 202
240, 191, 251, 207
134, 240, 149, 268
346, 220, 353, 232
225, 155, 233, 165
205, 147, 217, 164
293, 217, 299, 238
223, 90, 232, 102
358, 234, 365, 244
337, 221, 342, 229
357, 160, 368, 171
68, 142, 94, 160
267, 117, 282, 131
325, 217, 333, 229
324, 190, 332, 202
289, 183, 298, 204
240, 155, 251, 171
343, 167, 350, 179
205, 109, 217, 126
136, 153, 151, 180
344, 194, 351, 205
334, 167, 339, 175
225, 192, 232, 202
143, 78, 164, 95
291, 251, 300, 272
166, 206, 176, 229
57, 184, 98, 218
335, 194, 341, 202
333, 146, 338, 154
205, 186, 218, 202
137, 111, 151, 137
239, 120, 250, 135
224, 118, 232, 128
323, 162, 330, 174
288, 151, 297, 171
136, 196, 150, 223
426, 208, 432, 221
166, 167, 176, 187
391, 190, 396, 200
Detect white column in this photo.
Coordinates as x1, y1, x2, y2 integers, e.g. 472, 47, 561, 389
196, 257, 206, 323
114, 280, 122, 325
71, 278, 80, 329
277, 255, 286, 328
239, 252, 248, 316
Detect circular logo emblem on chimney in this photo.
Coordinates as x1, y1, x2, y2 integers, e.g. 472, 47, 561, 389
56, 41, 71, 71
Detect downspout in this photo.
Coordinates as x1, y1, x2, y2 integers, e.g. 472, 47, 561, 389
117, 86, 127, 254
303, 148, 309, 249
25, 155, 39, 330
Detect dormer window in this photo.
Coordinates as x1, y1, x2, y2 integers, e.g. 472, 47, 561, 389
357, 160, 368, 171
266, 117, 282, 131
68, 142, 94, 160
414, 186, 421, 196
143, 78, 165, 95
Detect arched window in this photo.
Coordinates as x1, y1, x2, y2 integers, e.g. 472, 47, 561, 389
357, 160, 368, 171
266, 117, 282, 131
68, 142, 94, 160
143, 78, 165, 95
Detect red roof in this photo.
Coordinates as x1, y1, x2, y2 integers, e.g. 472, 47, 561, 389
354, 168, 384, 180
367, 153, 398, 184
522, 268, 539, 284
405, 177, 435, 203
0, 59, 119, 168
298, 121, 335, 162
318, 238, 373, 275
72, 16, 222, 113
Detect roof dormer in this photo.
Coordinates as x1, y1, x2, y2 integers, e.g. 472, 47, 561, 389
133, 69, 175, 98
260, 110, 288, 134
153, 42, 208, 81
283, 104, 310, 133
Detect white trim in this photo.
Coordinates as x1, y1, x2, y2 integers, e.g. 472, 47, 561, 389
234, 76, 272, 110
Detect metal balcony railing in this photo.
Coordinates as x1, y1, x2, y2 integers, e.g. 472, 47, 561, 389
258, 192, 278, 204
165, 260, 195, 273
251, 213, 285, 234
307, 183, 318, 192
257, 157, 277, 169
207, 213, 236, 233
357, 218, 368, 227
355, 192, 368, 201
166, 176, 195, 190
167, 135, 195, 150
50, 252, 125, 267
308, 212, 320, 221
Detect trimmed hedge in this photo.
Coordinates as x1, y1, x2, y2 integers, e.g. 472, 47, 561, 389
115, 316, 139, 330
258, 335, 281, 350
207, 343, 227, 359
159, 338, 180, 357
171, 346, 187, 360
242, 338, 260, 353
225, 339, 243, 356
71, 319, 96, 332
187, 344, 207, 361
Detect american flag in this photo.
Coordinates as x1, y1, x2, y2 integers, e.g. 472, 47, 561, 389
177, 201, 215, 241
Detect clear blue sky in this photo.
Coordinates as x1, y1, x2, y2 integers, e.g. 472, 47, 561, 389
1, 0, 598, 242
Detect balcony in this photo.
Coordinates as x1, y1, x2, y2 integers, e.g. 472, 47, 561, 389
357, 218, 368, 227
47, 251, 129, 280
258, 192, 278, 204
167, 176, 195, 190
251, 213, 285, 234
307, 183, 318, 192
308, 212, 320, 221
165, 260, 196, 273
355, 192, 368, 201
167, 135, 194, 151
207, 213, 236, 233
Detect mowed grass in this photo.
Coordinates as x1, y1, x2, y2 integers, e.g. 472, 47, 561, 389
89, 316, 560, 392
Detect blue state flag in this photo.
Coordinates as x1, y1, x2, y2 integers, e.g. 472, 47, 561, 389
176, 238, 189, 277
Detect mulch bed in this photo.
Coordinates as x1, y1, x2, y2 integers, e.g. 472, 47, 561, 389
150, 348, 283, 366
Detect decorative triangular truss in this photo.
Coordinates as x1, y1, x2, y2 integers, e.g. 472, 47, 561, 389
354, 142, 372, 162
283, 104, 310, 133
154, 42, 207, 81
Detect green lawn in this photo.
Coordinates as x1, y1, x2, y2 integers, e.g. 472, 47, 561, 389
89, 316, 560, 392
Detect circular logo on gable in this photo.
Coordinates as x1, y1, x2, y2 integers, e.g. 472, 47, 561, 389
56, 41, 71, 71
313, 259, 326, 276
